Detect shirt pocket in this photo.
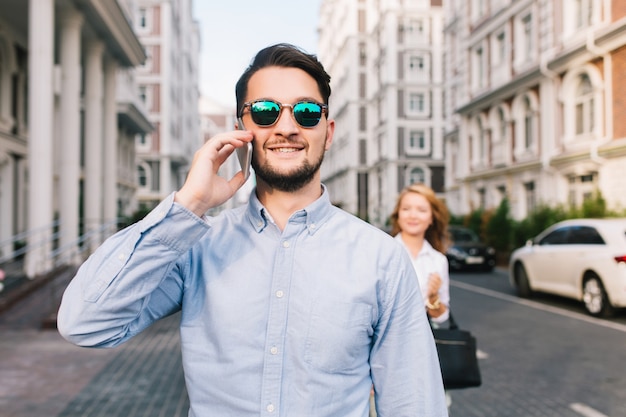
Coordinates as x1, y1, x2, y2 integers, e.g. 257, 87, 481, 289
304, 300, 373, 373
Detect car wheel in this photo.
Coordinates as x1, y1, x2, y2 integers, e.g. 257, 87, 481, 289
513, 263, 532, 298
582, 274, 615, 317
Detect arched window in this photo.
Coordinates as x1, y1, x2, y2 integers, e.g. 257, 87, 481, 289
561, 67, 602, 145
575, 74, 594, 135
512, 92, 539, 159
524, 96, 534, 149
408, 167, 425, 185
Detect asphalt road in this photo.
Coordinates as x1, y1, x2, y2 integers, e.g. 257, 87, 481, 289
447, 268, 626, 417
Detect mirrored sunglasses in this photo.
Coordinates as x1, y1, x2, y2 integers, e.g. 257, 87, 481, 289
241, 100, 328, 128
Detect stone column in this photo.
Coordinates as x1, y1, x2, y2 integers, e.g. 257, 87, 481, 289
0, 152, 13, 259
103, 56, 118, 236
58, 7, 83, 264
26, 0, 54, 277
83, 39, 105, 251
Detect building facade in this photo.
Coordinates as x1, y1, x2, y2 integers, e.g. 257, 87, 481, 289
0, 0, 151, 277
318, 0, 445, 228
133, 0, 201, 210
443, 0, 626, 219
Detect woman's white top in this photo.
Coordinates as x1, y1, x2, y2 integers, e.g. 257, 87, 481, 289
395, 235, 450, 323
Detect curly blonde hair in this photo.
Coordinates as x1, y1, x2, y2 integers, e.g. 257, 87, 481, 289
389, 183, 450, 253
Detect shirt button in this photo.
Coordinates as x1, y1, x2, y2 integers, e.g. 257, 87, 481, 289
257, 221, 263, 227
276, 290, 284, 298
310, 223, 316, 230
282, 240, 290, 248
118, 253, 125, 260
270, 346, 278, 355
267, 404, 275, 413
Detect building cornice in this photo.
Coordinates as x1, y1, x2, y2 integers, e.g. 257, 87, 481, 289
74, 0, 146, 67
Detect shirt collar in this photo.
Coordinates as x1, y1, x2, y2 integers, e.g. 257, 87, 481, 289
394, 234, 437, 257
246, 184, 333, 235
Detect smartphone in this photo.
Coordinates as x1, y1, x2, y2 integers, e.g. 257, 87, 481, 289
236, 117, 253, 180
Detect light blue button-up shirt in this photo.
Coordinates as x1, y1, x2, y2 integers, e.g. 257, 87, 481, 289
58, 188, 447, 416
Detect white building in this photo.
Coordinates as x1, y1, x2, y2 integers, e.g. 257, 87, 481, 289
443, 0, 626, 219
133, 0, 201, 210
0, 0, 151, 277
318, 0, 445, 228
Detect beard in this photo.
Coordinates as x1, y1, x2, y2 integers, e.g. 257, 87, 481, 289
252, 142, 326, 192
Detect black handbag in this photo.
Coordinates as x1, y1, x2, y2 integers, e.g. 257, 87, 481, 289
430, 312, 482, 390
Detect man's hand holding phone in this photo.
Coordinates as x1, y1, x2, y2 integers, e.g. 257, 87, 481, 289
175, 130, 253, 217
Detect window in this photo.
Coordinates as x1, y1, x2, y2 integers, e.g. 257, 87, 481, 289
478, 118, 487, 162
522, 14, 533, 60
409, 167, 425, 185
513, 92, 538, 158
563, 67, 602, 144
524, 181, 536, 213
478, 188, 486, 209
408, 92, 427, 115
515, 11, 535, 66
524, 97, 534, 149
410, 130, 425, 150
406, 129, 428, 154
473, 46, 485, 89
137, 165, 147, 187
359, 42, 366, 66
539, 227, 570, 245
575, 74, 594, 135
575, 0, 594, 29
139, 8, 147, 28
568, 172, 598, 208
408, 55, 427, 81
139, 85, 147, 103
496, 32, 506, 66
568, 226, 604, 244
498, 108, 506, 140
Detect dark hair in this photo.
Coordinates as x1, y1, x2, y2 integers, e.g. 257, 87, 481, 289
390, 183, 450, 253
235, 43, 331, 117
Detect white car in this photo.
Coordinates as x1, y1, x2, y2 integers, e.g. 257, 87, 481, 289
509, 218, 626, 317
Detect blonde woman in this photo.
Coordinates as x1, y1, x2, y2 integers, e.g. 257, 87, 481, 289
390, 183, 452, 409
390, 183, 450, 324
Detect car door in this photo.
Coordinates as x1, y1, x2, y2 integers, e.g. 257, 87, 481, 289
525, 226, 574, 295
561, 225, 606, 298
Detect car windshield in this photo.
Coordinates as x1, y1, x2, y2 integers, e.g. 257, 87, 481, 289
451, 228, 479, 243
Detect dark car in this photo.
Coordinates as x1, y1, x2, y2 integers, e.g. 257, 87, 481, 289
446, 226, 496, 272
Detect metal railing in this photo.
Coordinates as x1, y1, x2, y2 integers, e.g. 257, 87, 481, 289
0, 219, 120, 282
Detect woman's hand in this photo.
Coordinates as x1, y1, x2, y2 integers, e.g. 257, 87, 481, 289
175, 130, 253, 217
426, 272, 447, 318
427, 272, 442, 302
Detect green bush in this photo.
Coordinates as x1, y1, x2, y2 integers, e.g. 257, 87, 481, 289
486, 198, 513, 252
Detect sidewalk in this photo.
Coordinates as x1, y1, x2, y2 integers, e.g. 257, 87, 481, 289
0, 268, 189, 417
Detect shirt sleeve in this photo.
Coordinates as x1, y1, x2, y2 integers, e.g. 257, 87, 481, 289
369, 249, 448, 416
57, 192, 209, 348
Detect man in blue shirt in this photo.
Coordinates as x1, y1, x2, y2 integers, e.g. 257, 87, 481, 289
58, 43, 447, 416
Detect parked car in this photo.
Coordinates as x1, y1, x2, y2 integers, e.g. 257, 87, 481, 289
509, 218, 626, 317
446, 226, 496, 272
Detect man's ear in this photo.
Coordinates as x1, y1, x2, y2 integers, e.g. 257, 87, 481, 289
324, 119, 335, 151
